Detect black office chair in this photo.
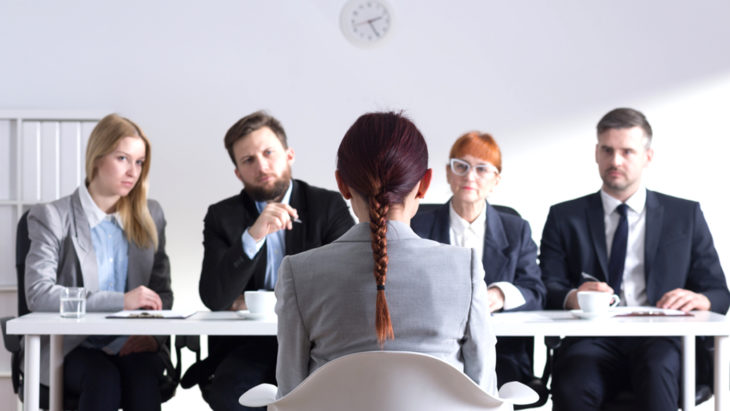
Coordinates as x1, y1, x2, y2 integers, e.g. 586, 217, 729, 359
416, 202, 521, 217
0, 210, 181, 409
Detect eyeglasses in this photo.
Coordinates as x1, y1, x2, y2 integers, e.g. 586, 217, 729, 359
449, 158, 499, 178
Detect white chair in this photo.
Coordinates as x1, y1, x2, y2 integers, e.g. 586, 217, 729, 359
240, 351, 539, 411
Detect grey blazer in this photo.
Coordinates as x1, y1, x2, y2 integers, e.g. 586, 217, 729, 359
275, 221, 497, 397
24, 188, 172, 384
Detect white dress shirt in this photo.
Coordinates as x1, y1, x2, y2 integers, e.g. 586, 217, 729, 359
241, 181, 294, 289
600, 187, 648, 306
448, 202, 525, 310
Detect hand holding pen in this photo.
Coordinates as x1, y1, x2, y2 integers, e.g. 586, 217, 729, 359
580, 272, 615, 293
248, 202, 301, 241
565, 273, 615, 310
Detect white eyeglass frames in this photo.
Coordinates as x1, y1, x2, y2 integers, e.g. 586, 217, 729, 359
449, 158, 499, 178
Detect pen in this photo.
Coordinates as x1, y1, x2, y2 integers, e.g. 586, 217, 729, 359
581, 272, 600, 282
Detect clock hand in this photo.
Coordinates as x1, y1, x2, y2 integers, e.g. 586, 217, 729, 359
368, 20, 380, 37
354, 15, 383, 26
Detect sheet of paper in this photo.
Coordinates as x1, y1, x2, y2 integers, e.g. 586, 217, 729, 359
611, 307, 692, 317
106, 309, 197, 319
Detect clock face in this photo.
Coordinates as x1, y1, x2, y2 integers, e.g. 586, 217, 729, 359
340, 0, 393, 47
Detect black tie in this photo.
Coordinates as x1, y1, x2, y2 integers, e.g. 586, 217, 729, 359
608, 203, 628, 293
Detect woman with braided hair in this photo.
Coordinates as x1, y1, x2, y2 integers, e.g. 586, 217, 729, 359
274, 111, 497, 397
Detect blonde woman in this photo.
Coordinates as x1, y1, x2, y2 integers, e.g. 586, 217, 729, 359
25, 114, 172, 411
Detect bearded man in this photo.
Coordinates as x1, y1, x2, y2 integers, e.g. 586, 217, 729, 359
192, 110, 354, 410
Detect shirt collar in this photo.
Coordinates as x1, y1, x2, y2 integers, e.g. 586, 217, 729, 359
79, 183, 121, 228
448, 201, 486, 234
255, 180, 294, 213
600, 185, 647, 216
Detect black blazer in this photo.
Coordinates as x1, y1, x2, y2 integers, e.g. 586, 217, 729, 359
539, 190, 730, 313
411, 201, 545, 311
199, 179, 355, 311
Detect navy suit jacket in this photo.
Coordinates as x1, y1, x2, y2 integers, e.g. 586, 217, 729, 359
411, 201, 545, 311
539, 190, 729, 313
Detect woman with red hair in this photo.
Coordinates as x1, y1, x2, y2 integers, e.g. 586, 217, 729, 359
412, 131, 545, 387
274, 112, 497, 397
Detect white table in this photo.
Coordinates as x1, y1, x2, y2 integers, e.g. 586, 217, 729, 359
7, 311, 275, 411
8, 310, 729, 411
491, 310, 730, 411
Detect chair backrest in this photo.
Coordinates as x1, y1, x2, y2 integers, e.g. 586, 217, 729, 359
15, 210, 31, 317
245, 351, 536, 411
417, 203, 521, 218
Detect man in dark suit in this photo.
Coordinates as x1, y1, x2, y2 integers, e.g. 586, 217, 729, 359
540, 107, 729, 410
195, 111, 355, 410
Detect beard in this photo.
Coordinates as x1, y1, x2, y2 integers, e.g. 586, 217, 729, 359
601, 167, 631, 191
244, 167, 292, 202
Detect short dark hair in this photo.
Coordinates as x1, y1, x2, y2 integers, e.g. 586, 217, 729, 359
224, 110, 288, 164
596, 108, 653, 147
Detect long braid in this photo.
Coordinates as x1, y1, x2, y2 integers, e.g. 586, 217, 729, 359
337, 111, 428, 346
369, 193, 394, 346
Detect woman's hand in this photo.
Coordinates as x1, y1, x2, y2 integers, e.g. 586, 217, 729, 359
124, 285, 162, 310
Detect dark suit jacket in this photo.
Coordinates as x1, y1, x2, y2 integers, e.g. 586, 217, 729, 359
197, 179, 354, 373
199, 179, 355, 310
539, 190, 729, 313
411, 201, 545, 311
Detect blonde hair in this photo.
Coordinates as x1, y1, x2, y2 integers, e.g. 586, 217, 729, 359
85, 114, 158, 249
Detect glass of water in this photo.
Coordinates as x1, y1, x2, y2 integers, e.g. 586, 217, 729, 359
60, 287, 86, 318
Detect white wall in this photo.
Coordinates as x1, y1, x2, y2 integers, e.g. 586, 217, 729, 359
1, 0, 730, 407
3, 0, 730, 322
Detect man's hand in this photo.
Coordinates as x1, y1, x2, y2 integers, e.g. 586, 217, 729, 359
247, 203, 299, 241
657, 288, 711, 312
487, 287, 505, 313
119, 335, 159, 356
124, 285, 162, 310
229, 295, 247, 311
565, 281, 614, 310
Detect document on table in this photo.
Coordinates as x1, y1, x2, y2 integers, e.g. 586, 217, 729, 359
106, 309, 197, 319
611, 307, 693, 317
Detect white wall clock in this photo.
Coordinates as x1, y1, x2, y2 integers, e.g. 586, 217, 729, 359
339, 0, 394, 48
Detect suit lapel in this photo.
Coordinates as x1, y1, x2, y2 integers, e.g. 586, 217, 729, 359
586, 192, 609, 280
643, 190, 663, 281
239, 189, 268, 288
430, 202, 451, 244
482, 204, 509, 283
69, 190, 99, 291
127, 239, 150, 291
285, 180, 306, 255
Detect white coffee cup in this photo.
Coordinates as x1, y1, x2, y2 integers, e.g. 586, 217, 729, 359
60, 286, 86, 318
244, 290, 276, 315
577, 291, 620, 314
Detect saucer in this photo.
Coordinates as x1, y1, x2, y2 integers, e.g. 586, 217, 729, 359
237, 310, 274, 320
570, 309, 613, 320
